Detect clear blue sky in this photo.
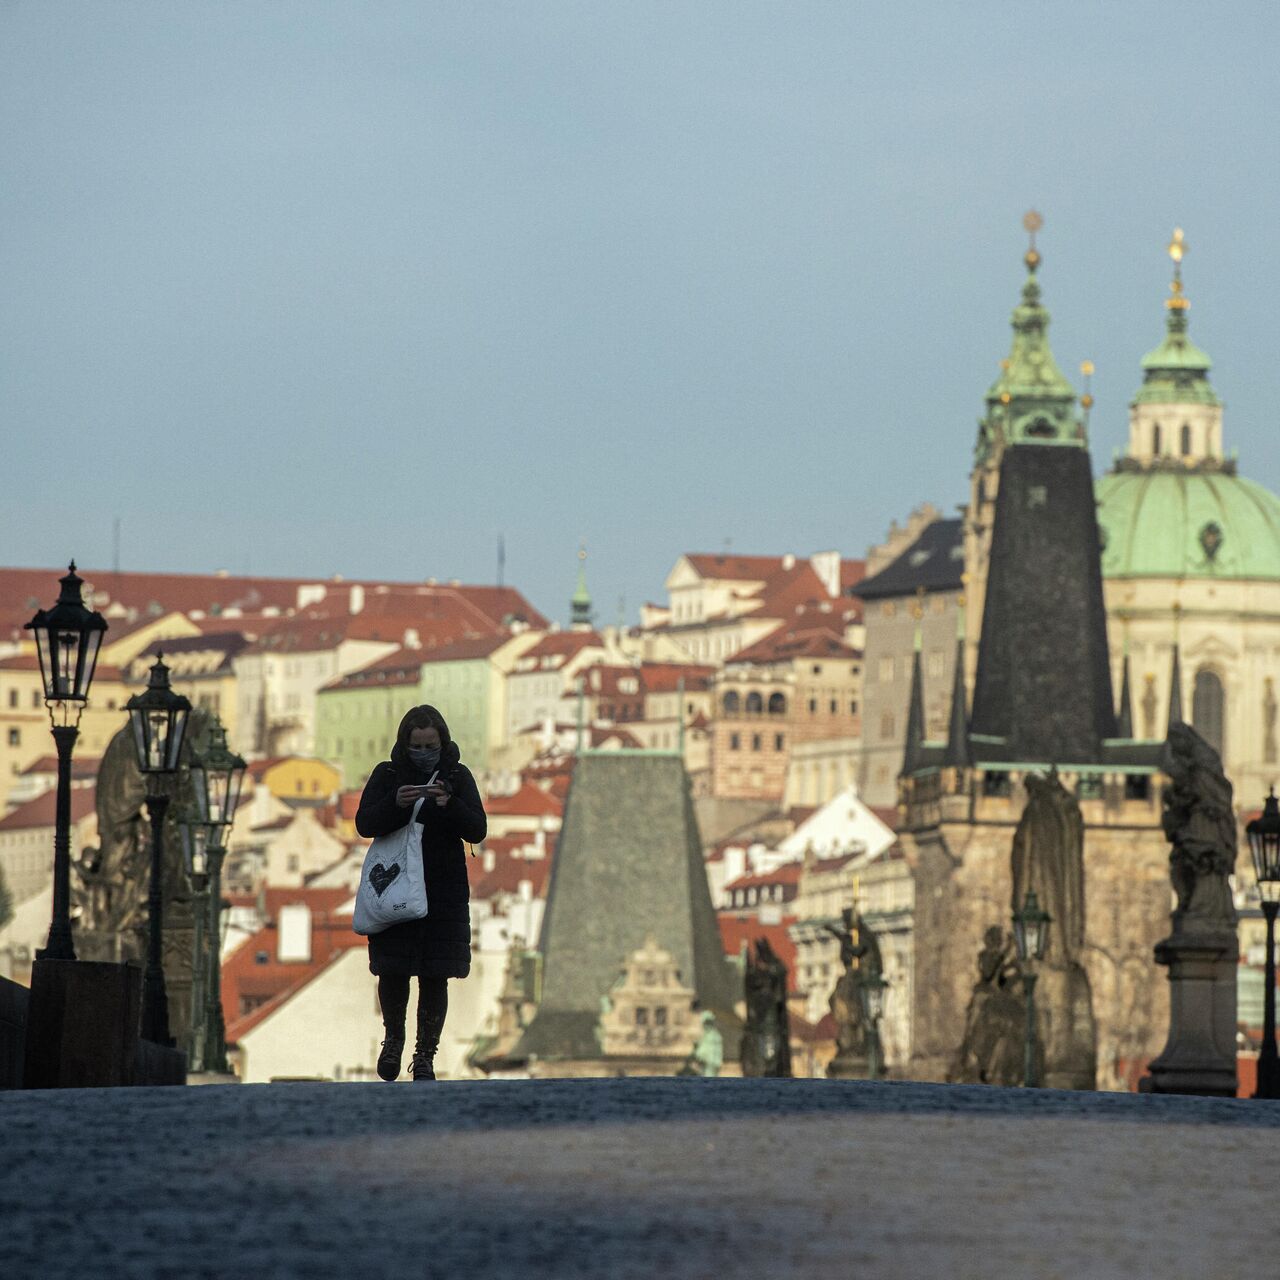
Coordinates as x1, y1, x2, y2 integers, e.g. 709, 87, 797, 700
3, 2, 1278, 625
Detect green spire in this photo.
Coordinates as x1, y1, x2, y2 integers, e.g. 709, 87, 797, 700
1134, 228, 1219, 407
976, 212, 1085, 462
570, 542, 593, 630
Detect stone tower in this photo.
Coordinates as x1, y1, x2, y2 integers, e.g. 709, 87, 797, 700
900, 222, 1171, 1090
504, 750, 741, 1076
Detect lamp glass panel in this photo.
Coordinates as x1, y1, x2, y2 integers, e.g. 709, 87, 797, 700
180, 822, 209, 877
33, 627, 55, 699
147, 710, 169, 771
164, 707, 189, 771
78, 629, 102, 698
56, 629, 81, 697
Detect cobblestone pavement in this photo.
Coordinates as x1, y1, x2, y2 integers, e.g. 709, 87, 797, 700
4, 1078, 1279, 1279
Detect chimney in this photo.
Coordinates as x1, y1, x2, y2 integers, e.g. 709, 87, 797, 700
277, 902, 312, 963
349, 584, 365, 614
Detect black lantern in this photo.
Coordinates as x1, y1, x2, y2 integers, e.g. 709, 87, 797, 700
24, 562, 109, 963
858, 963, 889, 1024
1248, 789, 1280, 1098
1012, 889, 1051, 963
189, 723, 247, 843
25, 562, 107, 712
178, 812, 211, 890
126, 655, 192, 774
1247, 790, 1280, 904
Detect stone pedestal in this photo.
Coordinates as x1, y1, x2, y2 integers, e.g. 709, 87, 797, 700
23, 958, 142, 1089
1141, 928, 1238, 1097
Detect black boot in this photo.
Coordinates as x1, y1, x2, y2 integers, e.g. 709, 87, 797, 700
412, 1007, 445, 1081
377, 1032, 405, 1081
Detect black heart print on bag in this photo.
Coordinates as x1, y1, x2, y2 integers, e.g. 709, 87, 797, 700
369, 862, 401, 897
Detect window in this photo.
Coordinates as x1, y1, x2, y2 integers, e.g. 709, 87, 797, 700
6, 690, 15, 708
1152, 423, 1162, 454
30, 690, 40, 709
829, 699, 838, 713
812, 664, 822, 676
730, 732, 740, 751
723, 691, 740, 715
7, 728, 18, 747
774, 733, 784, 751
850, 700, 858, 715
654, 1006, 668, 1027
745, 692, 763, 715
768, 693, 786, 715
1192, 669, 1225, 757
879, 657, 894, 683
1181, 423, 1192, 457
983, 771, 1011, 797
808, 698, 817, 713
751, 734, 762, 751
635, 1007, 649, 1026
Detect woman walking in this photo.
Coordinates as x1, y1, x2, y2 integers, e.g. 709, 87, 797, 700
355, 705, 486, 1080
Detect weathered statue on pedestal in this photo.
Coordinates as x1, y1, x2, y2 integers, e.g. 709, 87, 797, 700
825, 906, 882, 1078
1142, 723, 1238, 1096
949, 927, 1028, 1086
75, 709, 213, 1047
740, 938, 791, 1077
951, 770, 1096, 1088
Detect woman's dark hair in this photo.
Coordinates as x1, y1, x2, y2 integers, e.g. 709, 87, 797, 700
395, 704, 452, 752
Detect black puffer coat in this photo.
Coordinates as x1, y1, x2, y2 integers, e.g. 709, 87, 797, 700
355, 740, 487, 978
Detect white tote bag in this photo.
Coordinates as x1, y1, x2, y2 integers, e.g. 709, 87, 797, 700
353, 797, 429, 936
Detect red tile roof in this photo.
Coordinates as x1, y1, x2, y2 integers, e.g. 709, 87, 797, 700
684, 554, 785, 581
0, 786, 96, 831
521, 631, 603, 660
19, 754, 101, 778
723, 862, 803, 893
639, 663, 717, 693
469, 852, 552, 900
717, 916, 799, 988
729, 623, 861, 666
485, 782, 563, 819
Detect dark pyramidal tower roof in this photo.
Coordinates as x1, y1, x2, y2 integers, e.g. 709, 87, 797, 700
512, 752, 740, 1062
969, 443, 1118, 763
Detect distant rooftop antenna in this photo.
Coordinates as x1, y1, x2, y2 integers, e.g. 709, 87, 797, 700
112, 517, 121, 576
497, 533, 506, 587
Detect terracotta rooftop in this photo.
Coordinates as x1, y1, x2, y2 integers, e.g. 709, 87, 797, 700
729, 623, 861, 666
717, 916, 799, 989
485, 783, 563, 819
723, 862, 803, 893
0, 786, 97, 831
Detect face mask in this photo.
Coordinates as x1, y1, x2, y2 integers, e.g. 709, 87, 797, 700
408, 746, 441, 771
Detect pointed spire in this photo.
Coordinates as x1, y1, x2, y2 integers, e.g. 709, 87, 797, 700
942, 636, 972, 768
570, 542, 592, 631
1168, 610, 1185, 729
1116, 641, 1134, 739
979, 211, 1084, 457
902, 595, 926, 777
1136, 227, 1218, 406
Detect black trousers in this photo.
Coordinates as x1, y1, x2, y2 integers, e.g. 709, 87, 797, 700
378, 973, 449, 1051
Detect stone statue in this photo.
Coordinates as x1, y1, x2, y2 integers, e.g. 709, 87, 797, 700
1143, 722, 1239, 1096
1160, 722, 1237, 927
76, 709, 214, 1044
678, 1010, 725, 1078
948, 927, 1028, 1086
824, 906, 882, 1078
740, 938, 791, 1077
1011, 770, 1085, 966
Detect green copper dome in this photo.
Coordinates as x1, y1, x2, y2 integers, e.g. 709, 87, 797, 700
1097, 470, 1280, 580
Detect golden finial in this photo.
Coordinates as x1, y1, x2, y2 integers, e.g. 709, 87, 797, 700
578, 541, 587, 562
1023, 209, 1043, 271
1166, 228, 1189, 310
1079, 360, 1094, 412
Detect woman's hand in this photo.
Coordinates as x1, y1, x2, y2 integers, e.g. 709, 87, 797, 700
395, 785, 425, 808
425, 783, 450, 808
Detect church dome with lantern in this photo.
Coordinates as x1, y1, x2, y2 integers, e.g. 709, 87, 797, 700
1096, 229, 1280, 583
1093, 230, 1280, 801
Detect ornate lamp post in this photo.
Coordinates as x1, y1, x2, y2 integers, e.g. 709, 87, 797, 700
1012, 889, 1051, 1088
1247, 789, 1280, 1099
176, 809, 211, 1071
24, 563, 108, 962
125, 655, 191, 1046
857, 957, 889, 1081
188, 721, 245, 1073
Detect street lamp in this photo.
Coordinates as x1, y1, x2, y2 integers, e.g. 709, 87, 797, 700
1012, 888, 1051, 1088
176, 808, 210, 1071
1247, 788, 1280, 1099
125, 655, 191, 1046
857, 957, 889, 1081
24, 562, 108, 962
188, 721, 245, 1074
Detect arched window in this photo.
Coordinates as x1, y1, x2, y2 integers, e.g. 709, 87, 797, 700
1192, 669, 1225, 757
1152, 423, 1162, 455
1181, 423, 1192, 457
767, 692, 787, 715
722, 691, 740, 715
745, 691, 764, 715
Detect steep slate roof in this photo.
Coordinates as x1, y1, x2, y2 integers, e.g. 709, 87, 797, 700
851, 519, 965, 601
968, 445, 1117, 764
511, 753, 740, 1063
